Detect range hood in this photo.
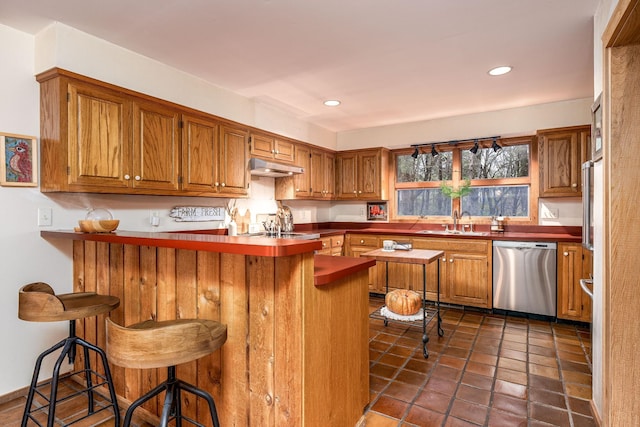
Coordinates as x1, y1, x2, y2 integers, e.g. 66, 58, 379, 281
249, 158, 304, 178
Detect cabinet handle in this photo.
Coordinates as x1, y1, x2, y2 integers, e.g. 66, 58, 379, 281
124, 174, 131, 180
353, 190, 357, 194
564, 252, 569, 256
572, 183, 578, 188
215, 182, 219, 187
358, 190, 362, 194
221, 183, 226, 187
449, 259, 453, 263
360, 240, 365, 244
135, 175, 141, 181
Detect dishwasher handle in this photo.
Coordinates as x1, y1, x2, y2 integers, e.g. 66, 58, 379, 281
579, 279, 593, 299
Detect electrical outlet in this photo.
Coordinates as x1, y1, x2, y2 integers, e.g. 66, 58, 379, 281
38, 207, 53, 226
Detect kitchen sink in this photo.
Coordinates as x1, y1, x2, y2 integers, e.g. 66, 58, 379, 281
416, 230, 490, 237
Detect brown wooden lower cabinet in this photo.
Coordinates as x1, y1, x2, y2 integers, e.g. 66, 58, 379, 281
345, 234, 492, 309
71, 240, 368, 427
557, 242, 592, 322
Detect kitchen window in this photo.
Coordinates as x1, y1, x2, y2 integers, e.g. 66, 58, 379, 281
394, 136, 535, 221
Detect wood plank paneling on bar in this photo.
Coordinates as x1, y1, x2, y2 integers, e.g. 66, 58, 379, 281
218, 253, 249, 425
274, 255, 303, 426
95, 242, 111, 376
107, 244, 126, 396
196, 251, 222, 427
176, 249, 199, 422
139, 245, 158, 415
72, 241, 87, 377
123, 244, 142, 403
248, 255, 275, 426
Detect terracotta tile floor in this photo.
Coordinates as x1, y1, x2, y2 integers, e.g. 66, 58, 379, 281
1, 295, 594, 427
364, 295, 595, 427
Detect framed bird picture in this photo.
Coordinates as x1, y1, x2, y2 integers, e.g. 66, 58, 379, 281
1, 133, 38, 187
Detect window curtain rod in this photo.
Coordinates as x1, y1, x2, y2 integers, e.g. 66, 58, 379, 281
410, 135, 501, 149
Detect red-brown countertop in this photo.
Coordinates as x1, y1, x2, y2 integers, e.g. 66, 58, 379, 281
314, 255, 376, 286
41, 230, 322, 257
296, 223, 581, 243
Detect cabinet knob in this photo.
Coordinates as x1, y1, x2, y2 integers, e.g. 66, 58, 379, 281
572, 183, 578, 188
336, 241, 341, 245
322, 242, 327, 248
358, 190, 362, 194
275, 150, 280, 154
353, 190, 357, 194
271, 149, 276, 154
135, 175, 141, 181
441, 257, 446, 262
221, 182, 226, 187
360, 240, 364, 244
124, 174, 130, 180
296, 188, 300, 192
215, 182, 219, 187
449, 259, 453, 263
564, 252, 569, 256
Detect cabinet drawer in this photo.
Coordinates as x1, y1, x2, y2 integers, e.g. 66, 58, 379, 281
349, 235, 379, 247
331, 236, 344, 248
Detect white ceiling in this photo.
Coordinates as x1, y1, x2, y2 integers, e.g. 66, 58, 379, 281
0, 0, 599, 133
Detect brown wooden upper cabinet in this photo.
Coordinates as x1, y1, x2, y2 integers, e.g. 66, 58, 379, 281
538, 125, 590, 198
275, 144, 335, 200
36, 68, 249, 197
336, 148, 389, 200
181, 115, 249, 196
249, 132, 295, 163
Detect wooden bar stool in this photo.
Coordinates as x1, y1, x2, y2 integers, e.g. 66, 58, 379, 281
18, 282, 120, 427
106, 318, 227, 427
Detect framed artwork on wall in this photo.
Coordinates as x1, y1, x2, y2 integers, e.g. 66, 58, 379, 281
592, 93, 602, 162
1, 133, 38, 187
367, 202, 388, 221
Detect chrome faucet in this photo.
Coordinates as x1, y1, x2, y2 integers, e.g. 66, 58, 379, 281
453, 210, 472, 232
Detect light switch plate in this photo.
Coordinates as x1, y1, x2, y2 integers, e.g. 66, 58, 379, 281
38, 207, 53, 226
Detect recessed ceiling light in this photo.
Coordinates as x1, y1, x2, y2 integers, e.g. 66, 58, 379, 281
323, 100, 341, 107
488, 66, 512, 76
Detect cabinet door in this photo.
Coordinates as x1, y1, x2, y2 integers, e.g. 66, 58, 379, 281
181, 114, 218, 194
67, 82, 131, 189
310, 149, 325, 198
558, 243, 591, 321
293, 145, 312, 197
539, 126, 589, 197
350, 246, 380, 292
324, 152, 336, 198
336, 152, 358, 198
132, 100, 180, 192
274, 139, 295, 163
446, 252, 490, 307
249, 132, 275, 159
358, 149, 381, 199
218, 124, 249, 195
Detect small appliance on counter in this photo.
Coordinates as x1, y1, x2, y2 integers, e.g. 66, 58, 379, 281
276, 201, 294, 233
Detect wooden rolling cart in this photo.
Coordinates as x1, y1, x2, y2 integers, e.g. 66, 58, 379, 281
362, 248, 444, 358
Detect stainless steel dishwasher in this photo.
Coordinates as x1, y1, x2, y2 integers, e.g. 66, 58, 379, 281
492, 241, 557, 316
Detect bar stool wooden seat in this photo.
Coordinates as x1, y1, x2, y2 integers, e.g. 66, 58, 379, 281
106, 318, 227, 427
18, 282, 120, 427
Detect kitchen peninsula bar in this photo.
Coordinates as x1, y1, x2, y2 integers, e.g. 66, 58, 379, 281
41, 230, 375, 427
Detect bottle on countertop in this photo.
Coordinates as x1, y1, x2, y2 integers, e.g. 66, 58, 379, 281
490, 216, 499, 232
496, 215, 505, 232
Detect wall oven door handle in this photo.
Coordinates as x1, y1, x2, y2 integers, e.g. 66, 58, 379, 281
580, 278, 594, 299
